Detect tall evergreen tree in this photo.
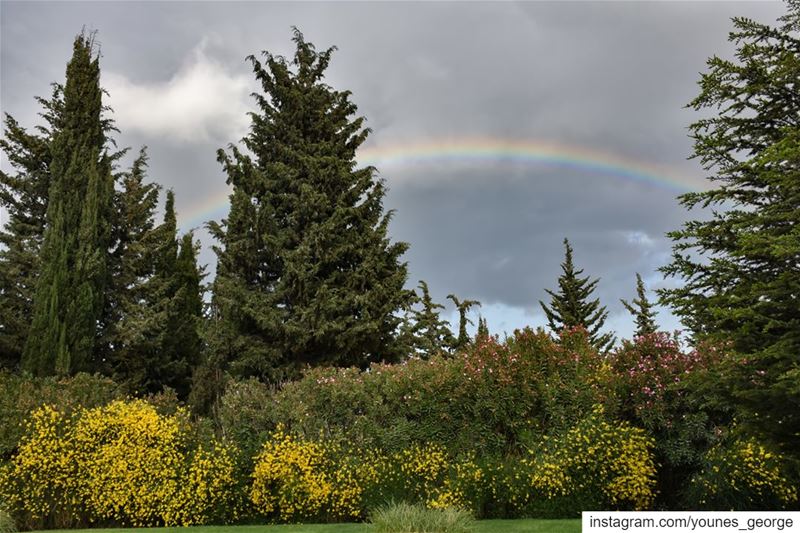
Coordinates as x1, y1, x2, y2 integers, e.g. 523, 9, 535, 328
112, 191, 204, 397
22, 33, 115, 376
400, 280, 455, 358
540, 238, 615, 352
621, 273, 658, 338
660, 4, 800, 455
209, 29, 411, 381
476, 315, 490, 341
97, 148, 161, 366
0, 86, 63, 369
447, 294, 480, 350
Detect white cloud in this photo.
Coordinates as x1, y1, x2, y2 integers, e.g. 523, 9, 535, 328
103, 42, 252, 143
623, 230, 655, 248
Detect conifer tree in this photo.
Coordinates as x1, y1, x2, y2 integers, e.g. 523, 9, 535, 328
401, 280, 455, 358
476, 316, 490, 341
540, 238, 615, 352
621, 273, 658, 338
112, 191, 204, 397
22, 33, 115, 376
660, 4, 800, 455
447, 294, 480, 350
97, 148, 160, 366
0, 86, 63, 369
210, 29, 411, 381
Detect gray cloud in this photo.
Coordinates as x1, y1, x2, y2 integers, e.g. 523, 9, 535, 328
1, 0, 788, 340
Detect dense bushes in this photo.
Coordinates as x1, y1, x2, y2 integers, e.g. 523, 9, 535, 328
2, 329, 797, 527
687, 437, 797, 510
226, 328, 613, 458
0, 401, 238, 529
0, 372, 123, 459
248, 411, 657, 521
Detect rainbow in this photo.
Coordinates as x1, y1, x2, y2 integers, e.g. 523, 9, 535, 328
177, 137, 703, 230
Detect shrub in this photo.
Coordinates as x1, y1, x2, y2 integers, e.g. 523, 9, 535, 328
0, 400, 239, 528
609, 334, 729, 506
522, 406, 657, 516
0, 371, 122, 459
0, 500, 16, 533
263, 328, 612, 458
686, 437, 797, 510
369, 501, 475, 533
250, 426, 368, 522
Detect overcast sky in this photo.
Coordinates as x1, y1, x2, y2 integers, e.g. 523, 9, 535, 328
0, 1, 789, 342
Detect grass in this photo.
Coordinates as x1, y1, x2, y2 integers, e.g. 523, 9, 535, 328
34, 520, 581, 533
369, 502, 474, 533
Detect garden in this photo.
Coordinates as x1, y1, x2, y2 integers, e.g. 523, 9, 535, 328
1, 2, 799, 531
0, 329, 797, 530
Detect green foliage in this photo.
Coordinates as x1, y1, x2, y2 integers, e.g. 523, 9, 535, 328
22, 32, 115, 376
0, 85, 62, 371
540, 239, 615, 352
99, 148, 161, 375
209, 29, 411, 382
0, 501, 16, 533
0, 371, 122, 460
399, 281, 455, 358
475, 317, 489, 342
111, 191, 205, 398
246, 328, 611, 458
660, 4, 800, 458
620, 273, 657, 338
521, 407, 657, 516
369, 502, 475, 533
447, 295, 481, 351
0, 400, 240, 529
609, 334, 731, 508
686, 437, 797, 510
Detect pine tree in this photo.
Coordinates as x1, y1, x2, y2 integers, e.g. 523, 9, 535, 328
447, 294, 480, 350
659, 4, 800, 455
209, 29, 411, 381
22, 33, 115, 376
540, 238, 615, 352
401, 280, 455, 358
621, 273, 658, 338
0, 86, 63, 369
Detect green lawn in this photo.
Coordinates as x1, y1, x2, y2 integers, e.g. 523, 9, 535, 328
38, 521, 580, 533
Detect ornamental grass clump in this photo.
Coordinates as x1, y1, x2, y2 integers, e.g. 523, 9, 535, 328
369, 501, 475, 533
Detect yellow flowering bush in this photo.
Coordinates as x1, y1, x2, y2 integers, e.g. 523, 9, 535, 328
250, 426, 368, 522
0, 400, 239, 528
0, 405, 83, 530
688, 437, 797, 510
524, 406, 657, 514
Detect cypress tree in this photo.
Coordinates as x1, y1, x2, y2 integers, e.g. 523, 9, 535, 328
660, 4, 800, 455
112, 191, 204, 397
22, 33, 114, 376
540, 238, 615, 352
621, 273, 658, 338
476, 315, 490, 341
447, 294, 481, 350
97, 148, 161, 366
0, 86, 63, 369
210, 29, 411, 381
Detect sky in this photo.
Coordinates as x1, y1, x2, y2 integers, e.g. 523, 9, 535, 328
0, 1, 789, 342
